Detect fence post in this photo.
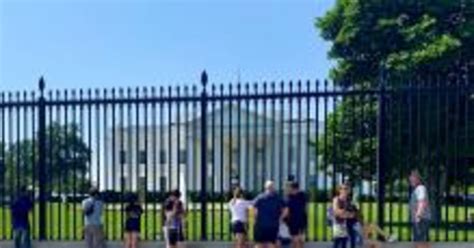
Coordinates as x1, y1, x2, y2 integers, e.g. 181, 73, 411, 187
38, 77, 47, 240
376, 72, 387, 229
200, 71, 208, 240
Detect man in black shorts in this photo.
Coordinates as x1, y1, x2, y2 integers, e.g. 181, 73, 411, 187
253, 181, 288, 248
286, 181, 307, 248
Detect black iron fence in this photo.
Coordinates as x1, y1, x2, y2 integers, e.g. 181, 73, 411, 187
0, 72, 473, 242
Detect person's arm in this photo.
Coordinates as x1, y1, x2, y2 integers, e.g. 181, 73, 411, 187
280, 198, 289, 222
252, 197, 260, 218
280, 207, 289, 222
332, 198, 346, 218
228, 198, 235, 210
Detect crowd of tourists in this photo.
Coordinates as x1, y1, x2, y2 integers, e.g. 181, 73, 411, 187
10, 170, 431, 248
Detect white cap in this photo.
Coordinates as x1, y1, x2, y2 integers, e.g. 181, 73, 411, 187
265, 180, 274, 191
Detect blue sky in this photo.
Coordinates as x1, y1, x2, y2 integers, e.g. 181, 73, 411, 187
0, 0, 335, 91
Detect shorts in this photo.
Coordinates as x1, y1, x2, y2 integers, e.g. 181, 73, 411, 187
231, 221, 247, 234
254, 226, 278, 244
279, 237, 291, 247
288, 221, 307, 236
413, 219, 430, 242
166, 227, 184, 246
125, 219, 140, 232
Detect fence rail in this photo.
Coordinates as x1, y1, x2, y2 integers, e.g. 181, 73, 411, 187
0, 72, 473, 242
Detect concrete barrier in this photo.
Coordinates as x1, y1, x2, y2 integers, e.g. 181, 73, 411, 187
0, 241, 473, 248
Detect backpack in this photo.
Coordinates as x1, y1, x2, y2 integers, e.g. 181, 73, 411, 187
326, 206, 334, 226
84, 201, 95, 216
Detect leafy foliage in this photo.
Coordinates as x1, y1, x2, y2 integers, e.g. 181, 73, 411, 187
4, 123, 91, 194
314, 0, 474, 191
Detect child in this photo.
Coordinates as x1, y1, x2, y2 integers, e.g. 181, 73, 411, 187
124, 193, 143, 248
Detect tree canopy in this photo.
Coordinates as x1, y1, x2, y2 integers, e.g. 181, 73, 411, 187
4, 123, 91, 194
317, 0, 473, 87
315, 0, 474, 192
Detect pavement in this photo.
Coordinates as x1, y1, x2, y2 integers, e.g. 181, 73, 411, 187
1, 241, 473, 248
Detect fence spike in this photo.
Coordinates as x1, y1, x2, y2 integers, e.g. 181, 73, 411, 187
201, 70, 208, 87
39, 77, 45, 92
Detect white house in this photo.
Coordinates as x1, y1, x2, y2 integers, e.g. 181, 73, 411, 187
100, 106, 326, 195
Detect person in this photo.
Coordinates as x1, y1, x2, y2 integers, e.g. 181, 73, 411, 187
253, 180, 288, 248
409, 170, 431, 248
124, 193, 143, 248
332, 184, 353, 248
164, 189, 185, 248
345, 188, 359, 248
228, 187, 252, 248
11, 186, 33, 248
82, 187, 105, 248
285, 181, 307, 248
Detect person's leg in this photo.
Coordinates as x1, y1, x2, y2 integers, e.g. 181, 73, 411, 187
334, 237, 348, 248
23, 229, 31, 248
13, 229, 20, 248
341, 238, 348, 248
347, 223, 356, 248
297, 234, 305, 248
177, 227, 186, 248
124, 232, 130, 248
268, 242, 278, 248
333, 238, 340, 248
254, 225, 263, 248
235, 233, 244, 248
414, 220, 430, 248
132, 232, 139, 248
84, 226, 93, 248
167, 228, 178, 248
92, 226, 100, 248
93, 226, 105, 248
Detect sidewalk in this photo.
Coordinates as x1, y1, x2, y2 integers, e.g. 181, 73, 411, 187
0, 241, 473, 248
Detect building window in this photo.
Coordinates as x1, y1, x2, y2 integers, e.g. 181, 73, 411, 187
120, 150, 127, 164
159, 150, 167, 164
139, 150, 147, 164
207, 149, 214, 162
232, 148, 239, 165
138, 176, 146, 192
289, 146, 297, 163
120, 176, 127, 188
160, 176, 167, 190
179, 149, 187, 164
257, 147, 265, 163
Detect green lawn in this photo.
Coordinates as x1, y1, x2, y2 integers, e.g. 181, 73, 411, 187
0, 202, 472, 241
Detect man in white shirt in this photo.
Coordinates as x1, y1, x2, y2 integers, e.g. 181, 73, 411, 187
409, 170, 431, 248
82, 187, 105, 248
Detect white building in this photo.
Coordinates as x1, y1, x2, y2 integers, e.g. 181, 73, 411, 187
101, 106, 326, 194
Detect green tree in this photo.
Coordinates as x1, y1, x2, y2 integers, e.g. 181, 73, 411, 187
315, 0, 474, 201
5, 123, 91, 194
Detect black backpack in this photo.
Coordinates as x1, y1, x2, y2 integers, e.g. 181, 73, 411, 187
84, 200, 95, 216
